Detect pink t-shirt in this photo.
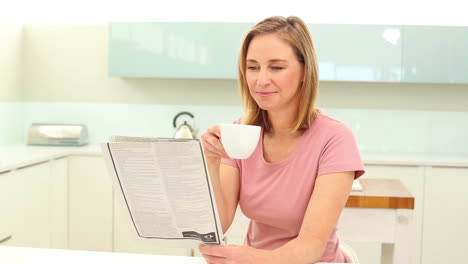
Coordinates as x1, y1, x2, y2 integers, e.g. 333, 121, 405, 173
221, 111, 365, 262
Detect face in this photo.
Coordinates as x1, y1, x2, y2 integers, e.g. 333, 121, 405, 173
245, 34, 304, 113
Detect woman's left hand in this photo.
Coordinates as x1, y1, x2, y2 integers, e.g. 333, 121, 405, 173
199, 244, 274, 264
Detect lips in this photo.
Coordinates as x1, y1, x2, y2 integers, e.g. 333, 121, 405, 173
257, 92, 277, 97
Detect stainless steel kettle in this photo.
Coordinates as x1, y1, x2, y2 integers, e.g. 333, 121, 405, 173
173, 111, 198, 139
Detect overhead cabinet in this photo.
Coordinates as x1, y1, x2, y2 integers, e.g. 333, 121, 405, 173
109, 22, 253, 78
308, 24, 403, 82
401, 26, 468, 83
108, 23, 468, 84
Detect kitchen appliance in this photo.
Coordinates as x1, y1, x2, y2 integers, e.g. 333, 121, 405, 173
173, 112, 198, 139
27, 123, 89, 146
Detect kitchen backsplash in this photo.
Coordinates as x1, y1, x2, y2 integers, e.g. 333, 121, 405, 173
1, 102, 467, 154
0, 102, 23, 144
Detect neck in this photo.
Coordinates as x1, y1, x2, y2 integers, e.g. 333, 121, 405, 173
267, 109, 300, 137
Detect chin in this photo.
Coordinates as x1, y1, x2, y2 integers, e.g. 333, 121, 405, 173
256, 103, 276, 111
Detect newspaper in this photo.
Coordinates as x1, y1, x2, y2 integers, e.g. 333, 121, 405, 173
101, 135, 225, 248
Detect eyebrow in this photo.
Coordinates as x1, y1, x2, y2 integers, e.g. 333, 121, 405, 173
246, 59, 288, 63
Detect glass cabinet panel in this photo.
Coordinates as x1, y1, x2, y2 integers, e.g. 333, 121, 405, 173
402, 26, 468, 83
309, 24, 403, 82
109, 22, 253, 79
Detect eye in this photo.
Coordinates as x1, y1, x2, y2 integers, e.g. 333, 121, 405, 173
247, 66, 259, 71
271, 66, 284, 71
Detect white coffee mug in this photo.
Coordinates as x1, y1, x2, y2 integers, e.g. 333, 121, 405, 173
220, 124, 261, 159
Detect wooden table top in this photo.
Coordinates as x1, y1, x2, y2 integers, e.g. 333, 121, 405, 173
345, 178, 415, 209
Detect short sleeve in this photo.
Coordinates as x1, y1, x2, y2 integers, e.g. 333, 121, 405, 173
318, 123, 365, 179
221, 157, 240, 168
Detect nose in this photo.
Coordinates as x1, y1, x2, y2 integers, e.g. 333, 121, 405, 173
256, 68, 271, 87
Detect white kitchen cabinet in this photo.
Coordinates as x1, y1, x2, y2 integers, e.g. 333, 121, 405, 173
68, 156, 113, 252
49, 157, 68, 249
0, 170, 18, 246
421, 167, 468, 264
113, 191, 192, 256
347, 164, 425, 264
0, 160, 68, 249
11, 161, 52, 248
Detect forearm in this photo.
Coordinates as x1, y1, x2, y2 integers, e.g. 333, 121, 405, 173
205, 157, 231, 233
270, 236, 326, 264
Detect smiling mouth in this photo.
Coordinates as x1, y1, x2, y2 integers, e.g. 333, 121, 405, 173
257, 92, 277, 97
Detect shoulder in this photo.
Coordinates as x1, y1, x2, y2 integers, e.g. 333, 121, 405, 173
312, 110, 354, 137
303, 111, 358, 151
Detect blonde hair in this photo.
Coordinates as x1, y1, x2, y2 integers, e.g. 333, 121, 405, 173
238, 16, 319, 132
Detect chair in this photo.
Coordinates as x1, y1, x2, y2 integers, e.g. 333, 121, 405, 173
339, 240, 360, 263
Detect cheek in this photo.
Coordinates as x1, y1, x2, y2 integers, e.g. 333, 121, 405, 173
283, 71, 299, 84
280, 71, 302, 92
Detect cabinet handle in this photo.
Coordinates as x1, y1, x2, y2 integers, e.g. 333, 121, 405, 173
0, 235, 12, 244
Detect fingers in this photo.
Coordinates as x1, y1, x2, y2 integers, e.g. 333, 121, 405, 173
202, 254, 226, 264
207, 126, 230, 158
199, 244, 228, 258
201, 125, 230, 159
208, 125, 222, 138
202, 136, 224, 157
199, 245, 245, 264
199, 245, 230, 264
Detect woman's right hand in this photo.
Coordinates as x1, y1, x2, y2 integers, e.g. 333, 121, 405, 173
201, 125, 230, 160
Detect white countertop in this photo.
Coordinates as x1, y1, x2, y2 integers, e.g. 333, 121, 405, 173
1, 144, 467, 173
0, 144, 101, 173
0, 245, 347, 264
0, 246, 205, 264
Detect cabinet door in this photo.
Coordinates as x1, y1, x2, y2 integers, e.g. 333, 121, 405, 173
50, 157, 68, 249
402, 26, 468, 83
13, 162, 52, 248
422, 167, 468, 264
68, 156, 113, 252
0, 170, 18, 246
344, 164, 425, 264
113, 191, 192, 256
109, 22, 253, 78
309, 24, 402, 82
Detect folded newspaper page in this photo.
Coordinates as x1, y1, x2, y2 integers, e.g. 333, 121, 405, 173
101, 135, 225, 248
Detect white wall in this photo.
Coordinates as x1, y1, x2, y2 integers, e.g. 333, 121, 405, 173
2, 0, 467, 26
0, 24, 22, 144
0, 23, 22, 101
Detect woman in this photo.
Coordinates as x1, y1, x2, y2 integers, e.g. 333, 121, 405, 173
200, 16, 365, 263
